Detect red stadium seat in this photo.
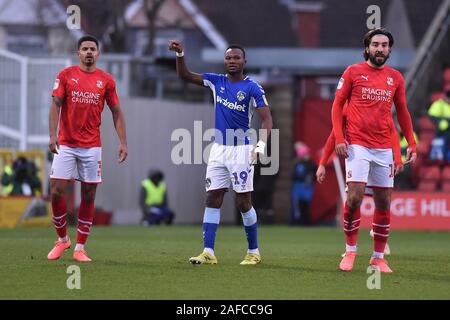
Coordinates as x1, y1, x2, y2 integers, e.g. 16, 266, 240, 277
417, 165, 441, 191
420, 165, 441, 179
443, 68, 450, 84
417, 116, 436, 159
418, 181, 438, 192
430, 91, 444, 103
441, 166, 450, 192
442, 166, 450, 179
417, 132, 434, 157
418, 116, 435, 132
442, 181, 450, 192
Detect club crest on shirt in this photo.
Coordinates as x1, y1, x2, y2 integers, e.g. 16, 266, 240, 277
337, 77, 344, 89
96, 80, 103, 88
387, 77, 394, 86
53, 79, 60, 90
205, 178, 211, 189
220, 87, 225, 93
237, 91, 246, 101
347, 170, 352, 179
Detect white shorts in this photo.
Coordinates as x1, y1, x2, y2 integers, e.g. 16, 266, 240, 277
205, 143, 254, 193
50, 145, 102, 184
345, 144, 394, 188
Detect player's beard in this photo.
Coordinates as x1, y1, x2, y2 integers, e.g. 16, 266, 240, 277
84, 56, 94, 67
369, 52, 390, 67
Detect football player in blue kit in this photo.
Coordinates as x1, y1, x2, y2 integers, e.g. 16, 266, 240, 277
169, 40, 273, 265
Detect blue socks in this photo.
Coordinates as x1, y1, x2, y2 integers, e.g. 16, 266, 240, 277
202, 207, 220, 252
202, 206, 259, 255
241, 207, 258, 251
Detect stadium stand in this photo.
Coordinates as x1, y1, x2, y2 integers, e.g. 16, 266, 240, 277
417, 165, 441, 191
441, 166, 450, 192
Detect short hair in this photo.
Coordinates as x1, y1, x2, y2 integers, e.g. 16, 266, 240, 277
149, 170, 164, 180
225, 44, 246, 58
77, 35, 99, 50
363, 28, 394, 60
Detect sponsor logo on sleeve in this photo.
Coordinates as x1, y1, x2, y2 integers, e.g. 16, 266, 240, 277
337, 77, 344, 89
53, 79, 60, 90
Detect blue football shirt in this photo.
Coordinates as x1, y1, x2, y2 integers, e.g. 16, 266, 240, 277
203, 73, 269, 145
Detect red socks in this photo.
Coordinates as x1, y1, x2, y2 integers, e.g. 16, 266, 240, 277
52, 196, 68, 238
343, 204, 361, 246
372, 209, 390, 253
76, 200, 95, 245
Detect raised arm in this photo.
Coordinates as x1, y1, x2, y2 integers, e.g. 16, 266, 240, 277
169, 40, 203, 86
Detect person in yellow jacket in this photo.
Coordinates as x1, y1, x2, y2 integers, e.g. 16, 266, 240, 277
428, 83, 450, 160
139, 170, 174, 226
428, 87, 450, 138
1, 164, 13, 196
1, 157, 42, 196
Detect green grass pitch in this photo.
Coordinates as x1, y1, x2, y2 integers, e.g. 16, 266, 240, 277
0, 226, 449, 299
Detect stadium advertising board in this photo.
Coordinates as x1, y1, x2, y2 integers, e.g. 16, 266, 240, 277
360, 192, 450, 230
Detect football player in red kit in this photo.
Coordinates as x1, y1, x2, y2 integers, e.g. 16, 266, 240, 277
331, 28, 416, 272
47, 35, 128, 262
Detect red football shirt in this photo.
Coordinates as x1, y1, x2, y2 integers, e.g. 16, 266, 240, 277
52, 66, 119, 148
332, 62, 416, 150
